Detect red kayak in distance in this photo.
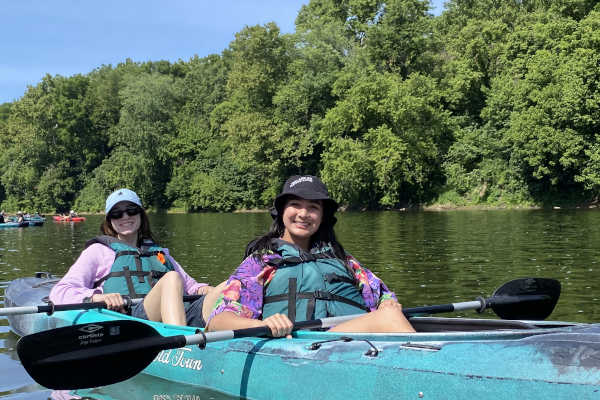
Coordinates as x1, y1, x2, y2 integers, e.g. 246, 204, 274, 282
52, 216, 86, 222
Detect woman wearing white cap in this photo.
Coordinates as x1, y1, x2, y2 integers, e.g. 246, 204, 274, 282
50, 188, 221, 327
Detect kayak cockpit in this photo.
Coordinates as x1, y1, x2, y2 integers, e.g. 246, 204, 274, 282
410, 316, 578, 332
289, 316, 585, 344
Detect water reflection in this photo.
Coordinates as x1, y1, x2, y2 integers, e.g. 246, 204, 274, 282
50, 374, 237, 400
333, 209, 600, 321
1, 210, 600, 321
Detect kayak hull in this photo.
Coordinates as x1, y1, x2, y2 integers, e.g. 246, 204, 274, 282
5, 276, 600, 400
25, 217, 45, 226
0, 222, 29, 228
4, 274, 61, 336
52, 216, 86, 222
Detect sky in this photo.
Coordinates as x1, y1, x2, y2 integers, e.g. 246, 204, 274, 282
0, 1, 445, 104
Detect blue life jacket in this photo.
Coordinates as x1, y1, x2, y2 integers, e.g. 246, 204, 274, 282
87, 235, 174, 298
262, 240, 369, 322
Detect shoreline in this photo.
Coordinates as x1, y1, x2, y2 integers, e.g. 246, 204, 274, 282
4, 203, 598, 216
422, 203, 599, 212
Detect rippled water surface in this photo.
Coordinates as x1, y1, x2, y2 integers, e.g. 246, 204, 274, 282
1, 209, 600, 399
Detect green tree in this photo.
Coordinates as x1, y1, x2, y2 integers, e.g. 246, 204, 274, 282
77, 72, 182, 209
366, 0, 435, 77
0, 74, 97, 211
442, 8, 600, 205
321, 68, 453, 207
210, 23, 296, 208
166, 55, 231, 211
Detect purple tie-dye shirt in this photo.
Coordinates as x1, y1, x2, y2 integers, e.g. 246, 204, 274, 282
207, 251, 397, 324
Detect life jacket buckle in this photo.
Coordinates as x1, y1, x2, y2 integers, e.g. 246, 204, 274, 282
313, 290, 333, 300
151, 270, 166, 280
299, 253, 317, 262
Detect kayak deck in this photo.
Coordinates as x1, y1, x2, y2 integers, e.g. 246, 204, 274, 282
4, 274, 61, 337
42, 308, 600, 400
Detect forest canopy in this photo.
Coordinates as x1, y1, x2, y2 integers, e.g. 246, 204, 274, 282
1, 0, 599, 212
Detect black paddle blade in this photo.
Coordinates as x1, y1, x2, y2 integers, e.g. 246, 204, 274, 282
17, 320, 160, 389
489, 278, 561, 320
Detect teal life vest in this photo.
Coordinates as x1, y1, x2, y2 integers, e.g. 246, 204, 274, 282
262, 240, 369, 322
87, 235, 175, 299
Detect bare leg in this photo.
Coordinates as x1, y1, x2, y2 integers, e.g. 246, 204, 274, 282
143, 271, 186, 326
202, 281, 228, 324
329, 306, 415, 333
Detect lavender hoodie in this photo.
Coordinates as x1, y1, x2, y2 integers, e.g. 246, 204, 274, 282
49, 243, 207, 304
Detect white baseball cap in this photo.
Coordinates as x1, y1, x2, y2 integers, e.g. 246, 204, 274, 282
105, 188, 143, 214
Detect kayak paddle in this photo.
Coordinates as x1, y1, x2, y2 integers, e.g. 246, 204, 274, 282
16, 277, 560, 389
406, 277, 560, 320
17, 315, 359, 389
0, 295, 204, 316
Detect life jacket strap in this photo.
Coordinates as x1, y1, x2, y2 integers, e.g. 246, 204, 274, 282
94, 267, 143, 298
114, 250, 139, 256
94, 269, 164, 298
288, 278, 297, 323
134, 252, 144, 283
264, 289, 370, 321
266, 254, 357, 285
323, 273, 355, 285
266, 252, 333, 268
122, 267, 137, 297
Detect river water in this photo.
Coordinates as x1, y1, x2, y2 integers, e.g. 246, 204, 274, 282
1, 210, 600, 399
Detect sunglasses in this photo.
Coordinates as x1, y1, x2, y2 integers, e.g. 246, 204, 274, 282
107, 205, 142, 220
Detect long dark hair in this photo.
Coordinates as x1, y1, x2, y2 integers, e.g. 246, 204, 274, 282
245, 196, 346, 261
100, 206, 155, 247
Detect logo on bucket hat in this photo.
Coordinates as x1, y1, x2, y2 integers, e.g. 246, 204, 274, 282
273, 175, 338, 217
289, 176, 313, 188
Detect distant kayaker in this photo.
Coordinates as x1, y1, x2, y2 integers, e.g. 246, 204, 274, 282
16, 211, 24, 223
0, 211, 5, 224
206, 175, 415, 336
49, 188, 223, 327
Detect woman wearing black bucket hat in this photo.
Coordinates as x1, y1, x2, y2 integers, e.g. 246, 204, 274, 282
207, 175, 414, 336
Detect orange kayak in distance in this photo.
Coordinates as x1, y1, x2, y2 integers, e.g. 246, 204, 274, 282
52, 216, 86, 222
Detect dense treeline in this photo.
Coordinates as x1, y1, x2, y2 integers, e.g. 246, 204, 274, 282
1, 0, 599, 213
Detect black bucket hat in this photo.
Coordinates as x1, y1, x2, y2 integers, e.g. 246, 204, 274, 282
272, 175, 339, 218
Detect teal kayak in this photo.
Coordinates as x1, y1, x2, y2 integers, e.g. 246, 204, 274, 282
24, 216, 45, 226
0, 221, 29, 228
5, 275, 600, 400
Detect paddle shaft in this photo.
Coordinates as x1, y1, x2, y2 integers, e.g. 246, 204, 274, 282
39, 314, 361, 365
404, 294, 551, 316
171, 294, 554, 348
185, 293, 552, 346
33, 292, 555, 362
2, 291, 544, 317
0, 295, 203, 316
189, 314, 361, 346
